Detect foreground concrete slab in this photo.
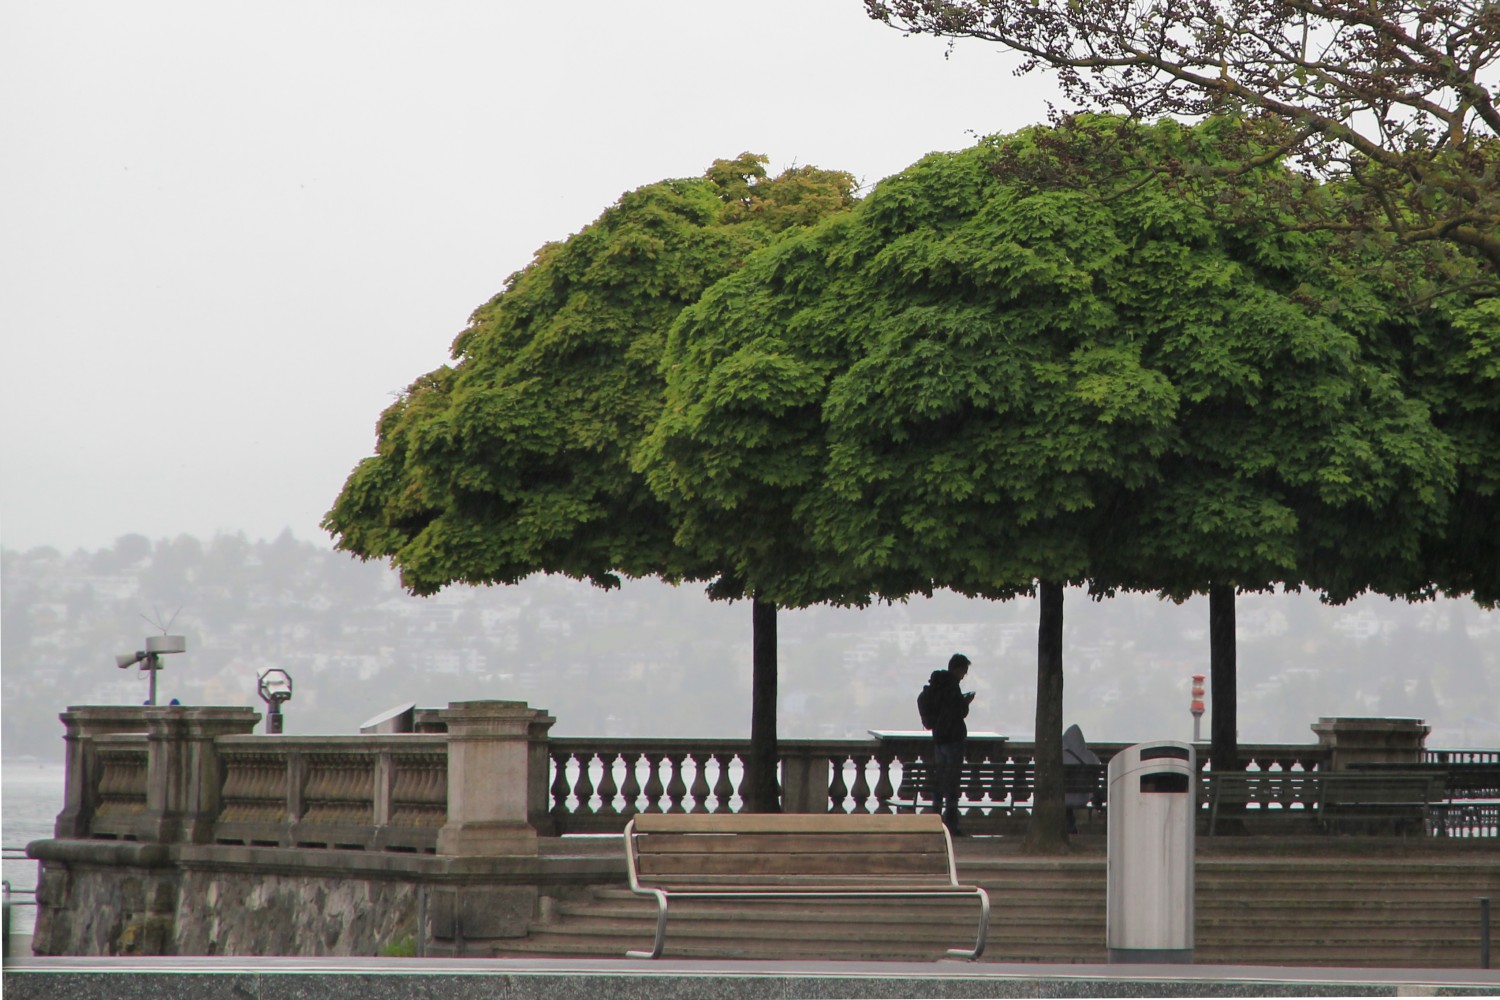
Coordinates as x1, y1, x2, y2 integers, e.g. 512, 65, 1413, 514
5, 956, 1498, 998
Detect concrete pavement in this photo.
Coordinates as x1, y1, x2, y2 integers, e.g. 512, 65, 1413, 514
5, 955, 1499, 998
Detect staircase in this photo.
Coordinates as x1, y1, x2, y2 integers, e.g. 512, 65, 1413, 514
499, 839, 1500, 967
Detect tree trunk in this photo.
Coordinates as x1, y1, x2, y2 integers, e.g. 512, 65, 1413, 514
746, 596, 781, 813
1208, 583, 1242, 832
1208, 584, 1239, 774
1023, 579, 1068, 852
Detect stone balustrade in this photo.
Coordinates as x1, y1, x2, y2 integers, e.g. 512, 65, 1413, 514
213, 737, 448, 852
32, 706, 1493, 959
54, 704, 1452, 852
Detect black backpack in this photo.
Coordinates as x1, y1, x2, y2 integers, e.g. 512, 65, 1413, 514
917, 681, 937, 730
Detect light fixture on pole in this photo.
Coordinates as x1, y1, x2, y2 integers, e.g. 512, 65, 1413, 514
115, 635, 187, 706
258, 669, 294, 734
1190, 674, 1205, 742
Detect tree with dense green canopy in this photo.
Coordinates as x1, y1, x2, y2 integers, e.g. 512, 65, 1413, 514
642, 116, 1457, 849
324, 154, 858, 811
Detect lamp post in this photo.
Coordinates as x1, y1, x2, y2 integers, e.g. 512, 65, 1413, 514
1190, 674, 1205, 743
258, 668, 294, 734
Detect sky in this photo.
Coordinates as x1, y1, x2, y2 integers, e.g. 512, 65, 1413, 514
1, 0, 1058, 554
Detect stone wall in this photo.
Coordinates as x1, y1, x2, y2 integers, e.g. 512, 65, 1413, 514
31, 838, 622, 958
175, 870, 419, 955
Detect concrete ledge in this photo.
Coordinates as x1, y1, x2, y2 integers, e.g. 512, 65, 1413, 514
5, 958, 1499, 998
29, 838, 625, 884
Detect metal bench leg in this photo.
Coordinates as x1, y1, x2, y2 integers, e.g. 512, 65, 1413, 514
627, 889, 669, 959
945, 888, 990, 960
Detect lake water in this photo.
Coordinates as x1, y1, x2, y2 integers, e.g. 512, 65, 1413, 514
3, 760, 65, 937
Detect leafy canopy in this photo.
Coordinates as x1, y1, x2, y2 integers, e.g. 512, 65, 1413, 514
643, 116, 1459, 606
324, 154, 857, 596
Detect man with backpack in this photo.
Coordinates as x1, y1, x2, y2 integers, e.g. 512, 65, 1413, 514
917, 653, 975, 835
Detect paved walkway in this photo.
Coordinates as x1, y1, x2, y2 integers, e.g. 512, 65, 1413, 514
6, 956, 1499, 998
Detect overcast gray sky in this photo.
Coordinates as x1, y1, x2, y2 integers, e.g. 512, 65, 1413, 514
1, 0, 1060, 553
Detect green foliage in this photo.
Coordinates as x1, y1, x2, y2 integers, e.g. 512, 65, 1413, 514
379, 934, 417, 957
643, 116, 1464, 607
324, 156, 856, 598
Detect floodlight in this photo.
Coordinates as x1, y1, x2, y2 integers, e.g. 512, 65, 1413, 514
113, 634, 187, 706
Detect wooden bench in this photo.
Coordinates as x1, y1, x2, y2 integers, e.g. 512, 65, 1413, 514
1348, 761, 1500, 836
882, 761, 1105, 819
1202, 771, 1444, 836
1349, 761, 1500, 799
1316, 772, 1444, 835
622, 813, 990, 960
1201, 771, 1324, 835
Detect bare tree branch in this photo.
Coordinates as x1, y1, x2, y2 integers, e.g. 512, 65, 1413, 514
865, 0, 1499, 273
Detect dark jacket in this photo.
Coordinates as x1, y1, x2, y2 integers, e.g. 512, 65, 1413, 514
922, 669, 970, 744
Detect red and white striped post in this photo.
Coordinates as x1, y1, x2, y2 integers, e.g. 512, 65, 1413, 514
1190, 674, 1205, 743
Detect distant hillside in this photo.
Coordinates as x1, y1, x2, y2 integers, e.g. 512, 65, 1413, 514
3, 530, 1497, 761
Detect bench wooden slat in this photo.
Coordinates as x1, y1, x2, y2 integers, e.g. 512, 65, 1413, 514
628, 813, 944, 834
637, 852, 953, 878
634, 880, 979, 892
633, 832, 943, 855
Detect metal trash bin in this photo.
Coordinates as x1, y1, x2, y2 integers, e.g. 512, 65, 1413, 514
1106, 740, 1196, 963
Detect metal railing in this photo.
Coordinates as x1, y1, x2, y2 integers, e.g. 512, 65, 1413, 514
3, 846, 38, 961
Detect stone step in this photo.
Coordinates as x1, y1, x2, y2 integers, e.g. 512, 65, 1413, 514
545, 905, 1482, 946
516, 849, 1500, 967
507, 929, 1482, 968
573, 896, 1031, 924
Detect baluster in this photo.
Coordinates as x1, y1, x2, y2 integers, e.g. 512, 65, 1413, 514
872, 751, 895, 814
664, 753, 688, 813
827, 753, 851, 814
596, 751, 621, 817
892, 748, 917, 805
687, 752, 711, 814
345, 758, 363, 821
550, 751, 572, 819
620, 752, 644, 816
431, 758, 448, 822
711, 753, 735, 813
574, 752, 598, 816
642, 753, 666, 813
1011, 751, 1034, 811
1248, 756, 1272, 813
852, 755, 876, 815
964, 745, 986, 806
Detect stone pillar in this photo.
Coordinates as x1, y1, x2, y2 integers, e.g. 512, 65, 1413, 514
1311, 716, 1430, 771
55, 707, 153, 838
780, 745, 830, 813
437, 701, 555, 856
139, 707, 262, 843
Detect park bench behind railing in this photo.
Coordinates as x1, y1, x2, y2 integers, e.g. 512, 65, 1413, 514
623, 812, 990, 960
1202, 770, 1446, 836
1318, 771, 1448, 835
881, 760, 1106, 822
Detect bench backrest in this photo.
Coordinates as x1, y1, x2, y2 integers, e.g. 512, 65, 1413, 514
626, 813, 959, 889
1319, 772, 1445, 806
1205, 770, 1444, 809
1204, 771, 1325, 806
899, 760, 1103, 802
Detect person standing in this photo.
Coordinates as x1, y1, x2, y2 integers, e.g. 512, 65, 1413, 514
918, 653, 974, 835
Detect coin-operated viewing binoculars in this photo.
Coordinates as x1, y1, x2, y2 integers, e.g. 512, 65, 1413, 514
258, 668, 294, 734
